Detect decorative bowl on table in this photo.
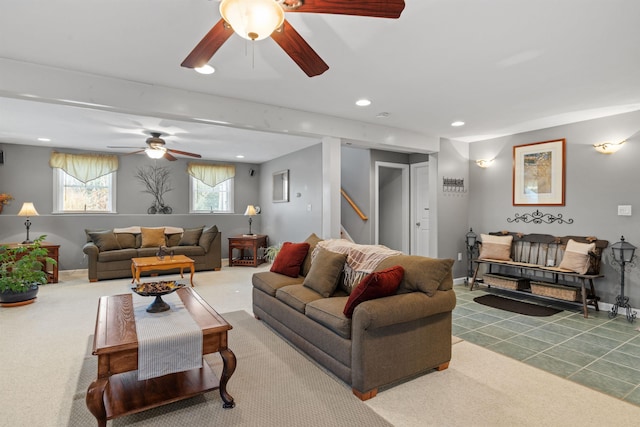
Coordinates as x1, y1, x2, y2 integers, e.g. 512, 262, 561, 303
131, 281, 185, 313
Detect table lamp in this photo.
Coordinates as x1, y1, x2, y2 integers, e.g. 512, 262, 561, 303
244, 205, 257, 235
17, 202, 39, 244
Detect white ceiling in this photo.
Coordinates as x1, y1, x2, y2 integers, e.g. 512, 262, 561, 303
1, 0, 639, 162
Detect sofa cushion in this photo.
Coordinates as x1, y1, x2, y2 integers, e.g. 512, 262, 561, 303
301, 233, 323, 277
479, 234, 513, 261
115, 233, 137, 249
169, 246, 206, 257
253, 271, 304, 297
166, 233, 182, 247
559, 239, 595, 274
375, 255, 454, 296
97, 248, 138, 262
343, 266, 404, 318
276, 284, 323, 314
88, 230, 121, 252
270, 242, 310, 278
198, 225, 219, 252
179, 227, 204, 246
306, 296, 351, 339
303, 247, 347, 297
140, 227, 166, 248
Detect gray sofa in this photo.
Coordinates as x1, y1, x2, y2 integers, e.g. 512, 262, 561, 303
82, 225, 221, 282
252, 236, 456, 400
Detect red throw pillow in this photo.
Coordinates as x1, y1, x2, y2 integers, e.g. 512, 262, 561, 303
270, 242, 311, 278
343, 266, 404, 318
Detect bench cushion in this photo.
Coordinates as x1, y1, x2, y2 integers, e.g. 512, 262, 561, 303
479, 234, 513, 261
559, 239, 595, 274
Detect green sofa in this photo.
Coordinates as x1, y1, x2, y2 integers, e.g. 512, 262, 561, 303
252, 237, 456, 400
82, 225, 221, 282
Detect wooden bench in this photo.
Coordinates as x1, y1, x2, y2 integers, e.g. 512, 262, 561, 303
469, 232, 609, 318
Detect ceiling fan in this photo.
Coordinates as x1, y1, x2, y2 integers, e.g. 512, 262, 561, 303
181, 0, 406, 77
108, 132, 202, 161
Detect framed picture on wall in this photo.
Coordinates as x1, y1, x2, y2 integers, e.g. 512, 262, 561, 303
513, 139, 565, 206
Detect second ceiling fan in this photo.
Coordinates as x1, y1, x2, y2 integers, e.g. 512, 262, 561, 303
181, 0, 406, 77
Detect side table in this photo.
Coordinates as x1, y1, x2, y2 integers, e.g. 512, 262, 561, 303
0, 241, 59, 283
228, 235, 268, 267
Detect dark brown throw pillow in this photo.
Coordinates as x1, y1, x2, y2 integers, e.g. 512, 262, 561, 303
270, 242, 311, 278
88, 230, 121, 252
343, 266, 404, 318
303, 248, 347, 297
179, 227, 204, 246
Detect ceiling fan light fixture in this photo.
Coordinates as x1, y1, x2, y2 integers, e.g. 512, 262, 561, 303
195, 64, 215, 75
145, 146, 167, 159
219, 0, 285, 41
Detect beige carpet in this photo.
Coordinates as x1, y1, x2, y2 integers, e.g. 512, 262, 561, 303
2, 267, 640, 426
67, 310, 392, 427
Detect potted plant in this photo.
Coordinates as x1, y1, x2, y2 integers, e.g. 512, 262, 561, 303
0, 235, 56, 306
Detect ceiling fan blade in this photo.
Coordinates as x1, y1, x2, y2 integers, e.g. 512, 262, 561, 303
271, 20, 329, 77
164, 152, 178, 161
167, 148, 202, 158
123, 150, 146, 156
285, 0, 405, 19
181, 19, 235, 68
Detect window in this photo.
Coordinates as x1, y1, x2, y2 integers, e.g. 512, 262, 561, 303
190, 176, 234, 213
187, 162, 236, 213
53, 168, 116, 213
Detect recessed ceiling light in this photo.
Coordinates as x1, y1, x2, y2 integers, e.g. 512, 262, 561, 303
37, 137, 51, 142
451, 121, 465, 127
355, 99, 371, 107
195, 64, 215, 75
236, 155, 245, 159
376, 112, 390, 118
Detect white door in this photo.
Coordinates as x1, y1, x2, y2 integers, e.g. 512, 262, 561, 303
411, 162, 430, 256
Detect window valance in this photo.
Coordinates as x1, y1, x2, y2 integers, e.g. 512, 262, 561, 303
49, 152, 119, 183
187, 163, 236, 188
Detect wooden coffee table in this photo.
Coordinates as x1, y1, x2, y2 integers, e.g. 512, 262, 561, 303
86, 287, 236, 427
131, 255, 195, 286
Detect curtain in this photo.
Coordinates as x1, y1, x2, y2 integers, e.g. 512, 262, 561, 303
49, 152, 119, 183
187, 163, 236, 187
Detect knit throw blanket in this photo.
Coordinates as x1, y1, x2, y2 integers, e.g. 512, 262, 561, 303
315, 239, 402, 293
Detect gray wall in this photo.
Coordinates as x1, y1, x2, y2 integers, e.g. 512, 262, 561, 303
468, 110, 640, 306
0, 143, 260, 270
258, 144, 323, 247
341, 146, 373, 244
434, 139, 471, 278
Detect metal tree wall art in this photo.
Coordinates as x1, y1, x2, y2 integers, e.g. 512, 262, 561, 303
135, 165, 174, 214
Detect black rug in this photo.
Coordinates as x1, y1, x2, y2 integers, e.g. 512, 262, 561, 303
473, 294, 562, 317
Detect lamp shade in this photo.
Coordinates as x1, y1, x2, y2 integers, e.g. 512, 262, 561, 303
17, 202, 39, 217
593, 141, 625, 154
611, 236, 636, 263
244, 205, 258, 216
220, 0, 285, 41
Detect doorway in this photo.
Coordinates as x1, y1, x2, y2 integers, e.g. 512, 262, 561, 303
410, 162, 430, 256
374, 161, 409, 253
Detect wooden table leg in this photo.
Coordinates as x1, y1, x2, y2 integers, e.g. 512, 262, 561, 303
580, 279, 589, 318
219, 347, 236, 409
86, 377, 108, 427
131, 263, 136, 284
189, 263, 195, 287
469, 263, 481, 290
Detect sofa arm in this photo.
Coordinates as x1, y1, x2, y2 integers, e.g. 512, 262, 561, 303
353, 290, 456, 331
82, 242, 100, 282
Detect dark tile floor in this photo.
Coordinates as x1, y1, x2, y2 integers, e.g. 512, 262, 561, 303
453, 284, 640, 406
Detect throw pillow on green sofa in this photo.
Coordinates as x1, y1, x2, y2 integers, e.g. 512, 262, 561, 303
179, 227, 204, 246
303, 247, 347, 297
88, 230, 122, 252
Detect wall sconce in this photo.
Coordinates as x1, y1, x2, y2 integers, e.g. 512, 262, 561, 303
593, 141, 625, 154
475, 159, 494, 168
609, 236, 637, 322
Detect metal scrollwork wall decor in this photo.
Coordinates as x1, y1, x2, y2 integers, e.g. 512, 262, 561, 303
507, 210, 574, 224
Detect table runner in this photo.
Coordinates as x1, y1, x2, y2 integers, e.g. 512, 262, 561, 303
132, 292, 203, 380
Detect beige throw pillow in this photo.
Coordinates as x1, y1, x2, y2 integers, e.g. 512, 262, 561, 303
303, 248, 347, 297
140, 227, 166, 248
559, 239, 595, 274
478, 234, 513, 261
